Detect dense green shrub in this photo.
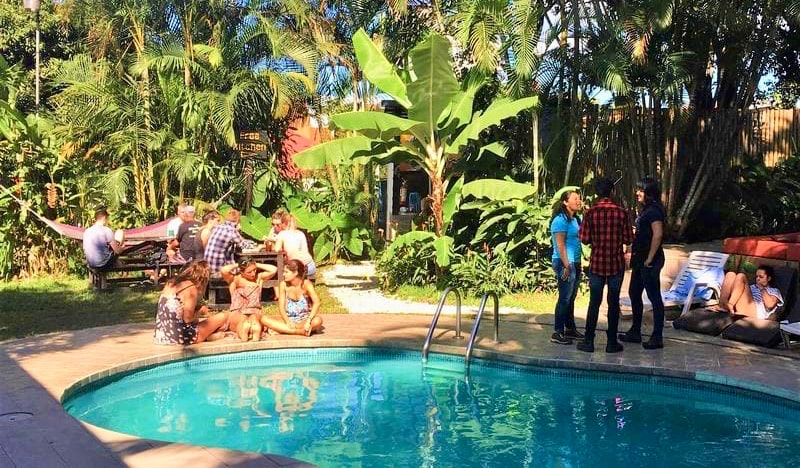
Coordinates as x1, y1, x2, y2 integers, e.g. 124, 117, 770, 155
375, 237, 438, 291
449, 251, 541, 297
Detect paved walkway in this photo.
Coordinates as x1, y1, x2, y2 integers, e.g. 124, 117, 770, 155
2, 258, 800, 467
320, 262, 529, 314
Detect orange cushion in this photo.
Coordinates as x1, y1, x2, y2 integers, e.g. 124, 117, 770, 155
786, 243, 800, 262
772, 232, 800, 243
723, 235, 800, 260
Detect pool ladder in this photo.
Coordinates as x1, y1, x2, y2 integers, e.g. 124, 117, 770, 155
422, 287, 500, 371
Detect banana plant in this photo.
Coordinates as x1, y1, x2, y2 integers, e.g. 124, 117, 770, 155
292, 29, 537, 267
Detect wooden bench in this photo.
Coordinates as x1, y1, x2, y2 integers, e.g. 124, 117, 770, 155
89, 263, 154, 290
88, 259, 182, 290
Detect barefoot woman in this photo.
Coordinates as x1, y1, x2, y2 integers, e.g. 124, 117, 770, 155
261, 260, 323, 336
154, 261, 228, 344
717, 265, 784, 319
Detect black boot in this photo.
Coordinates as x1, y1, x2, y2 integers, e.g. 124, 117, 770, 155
618, 330, 642, 344
565, 328, 585, 340
642, 338, 664, 350
605, 342, 624, 353
576, 340, 594, 353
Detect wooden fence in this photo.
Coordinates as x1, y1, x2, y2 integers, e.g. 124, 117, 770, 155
581, 107, 800, 172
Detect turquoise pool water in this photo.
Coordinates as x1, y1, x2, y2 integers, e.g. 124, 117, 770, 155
64, 348, 800, 467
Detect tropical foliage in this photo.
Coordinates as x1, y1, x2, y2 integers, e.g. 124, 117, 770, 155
293, 30, 537, 270
2, 0, 799, 285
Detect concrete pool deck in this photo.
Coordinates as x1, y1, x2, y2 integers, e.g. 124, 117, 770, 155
3, 313, 800, 467
2, 253, 800, 467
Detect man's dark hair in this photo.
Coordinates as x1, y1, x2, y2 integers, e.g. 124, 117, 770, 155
202, 210, 219, 224
94, 208, 109, 221
595, 177, 614, 198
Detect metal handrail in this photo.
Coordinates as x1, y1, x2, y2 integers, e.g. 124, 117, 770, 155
464, 292, 500, 370
422, 286, 463, 362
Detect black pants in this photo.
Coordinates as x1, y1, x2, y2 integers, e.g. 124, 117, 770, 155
628, 258, 665, 339
585, 271, 624, 343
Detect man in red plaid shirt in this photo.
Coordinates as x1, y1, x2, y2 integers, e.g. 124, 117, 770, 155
577, 177, 633, 353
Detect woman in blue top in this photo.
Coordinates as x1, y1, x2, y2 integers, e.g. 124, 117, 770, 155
549, 189, 584, 345
619, 177, 666, 349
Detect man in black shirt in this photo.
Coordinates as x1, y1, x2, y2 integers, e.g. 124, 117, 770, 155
172, 205, 202, 263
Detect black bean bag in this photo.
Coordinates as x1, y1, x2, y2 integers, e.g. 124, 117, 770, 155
673, 308, 744, 336
721, 318, 783, 348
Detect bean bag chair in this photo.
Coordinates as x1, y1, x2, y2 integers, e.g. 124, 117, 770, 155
721, 318, 783, 348
673, 308, 744, 336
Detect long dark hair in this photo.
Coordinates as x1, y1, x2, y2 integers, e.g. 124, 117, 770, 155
635, 176, 665, 224
757, 264, 776, 287
636, 177, 662, 208
286, 259, 307, 280
170, 260, 210, 292
550, 189, 581, 225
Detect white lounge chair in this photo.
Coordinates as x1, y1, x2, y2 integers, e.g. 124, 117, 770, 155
621, 251, 729, 316
779, 301, 800, 348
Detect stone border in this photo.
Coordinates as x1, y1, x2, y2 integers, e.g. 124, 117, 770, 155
62, 338, 800, 412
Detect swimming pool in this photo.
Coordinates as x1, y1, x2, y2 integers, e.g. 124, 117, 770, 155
64, 348, 800, 467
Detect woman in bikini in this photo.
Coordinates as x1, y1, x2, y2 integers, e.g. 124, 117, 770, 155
154, 261, 228, 345
261, 259, 323, 336
221, 260, 277, 341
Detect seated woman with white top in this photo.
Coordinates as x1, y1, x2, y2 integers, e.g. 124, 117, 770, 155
715, 264, 784, 320
274, 213, 316, 278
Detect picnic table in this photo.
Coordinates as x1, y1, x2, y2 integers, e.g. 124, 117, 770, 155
88, 241, 176, 290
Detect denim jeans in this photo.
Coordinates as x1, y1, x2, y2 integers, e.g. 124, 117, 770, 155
628, 257, 665, 339
553, 260, 581, 333
585, 271, 624, 343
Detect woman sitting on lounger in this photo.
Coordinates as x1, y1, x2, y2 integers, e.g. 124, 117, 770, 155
715, 265, 784, 320
154, 261, 228, 344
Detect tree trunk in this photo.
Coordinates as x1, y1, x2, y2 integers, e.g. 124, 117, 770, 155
531, 110, 540, 193
146, 155, 158, 213
429, 173, 445, 238
563, 0, 581, 186
132, 156, 146, 213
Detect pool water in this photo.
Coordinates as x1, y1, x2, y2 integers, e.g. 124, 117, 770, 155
64, 348, 800, 467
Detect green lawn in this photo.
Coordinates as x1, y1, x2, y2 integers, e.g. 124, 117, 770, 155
390, 284, 588, 314
0, 274, 347, 342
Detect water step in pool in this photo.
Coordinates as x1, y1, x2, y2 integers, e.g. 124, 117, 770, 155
421, 362, 465, 380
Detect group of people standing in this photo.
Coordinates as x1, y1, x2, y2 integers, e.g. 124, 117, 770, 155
549, 176, 667, 353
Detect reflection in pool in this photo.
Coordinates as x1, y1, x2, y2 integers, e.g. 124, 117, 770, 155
64, 348, 800, 467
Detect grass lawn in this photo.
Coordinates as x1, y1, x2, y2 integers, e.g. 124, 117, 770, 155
0, 274, 347, 342
390, 284, 588, 314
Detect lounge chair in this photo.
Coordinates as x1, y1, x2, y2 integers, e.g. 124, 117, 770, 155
621, 250, 729, 316
780, 302, 800, 348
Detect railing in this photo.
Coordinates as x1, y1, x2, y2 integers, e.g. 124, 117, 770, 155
422, 287, 463, 363
465, 292, 500, 370
422, 288, 501, 372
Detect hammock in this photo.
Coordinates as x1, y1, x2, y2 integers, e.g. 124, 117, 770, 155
1, 184, 173, 242
38, 216, 173, 242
